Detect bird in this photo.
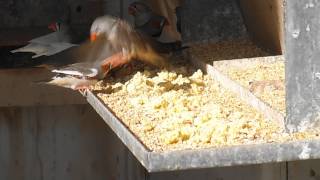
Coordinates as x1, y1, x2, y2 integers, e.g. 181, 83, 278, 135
10, 21, 78, 58
89, 15, 169, 69
45, 15, 169, 90
128, 1, 168, 38
128, 1, 188, 54
44, 74, 98, 90
10, 6, 87, 58
10, 5, 88, 59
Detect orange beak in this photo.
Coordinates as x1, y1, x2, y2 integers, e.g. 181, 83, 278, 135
90, 33, 97, 42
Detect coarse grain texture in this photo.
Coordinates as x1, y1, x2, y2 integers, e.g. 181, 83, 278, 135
90, 62, 320, 152
220, 59, 285, 114
190, 38, 285, 114
189, 38, 271, 63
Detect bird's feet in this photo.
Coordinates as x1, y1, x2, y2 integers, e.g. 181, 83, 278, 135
75, 85, 94, 95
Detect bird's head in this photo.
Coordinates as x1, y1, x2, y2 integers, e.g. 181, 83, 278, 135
128, 2, 151, 16
48, 22, 62, 32
90, 15, 117, 42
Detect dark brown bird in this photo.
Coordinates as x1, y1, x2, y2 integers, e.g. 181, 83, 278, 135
128, 1, 188, 54
128, 1, 168, 38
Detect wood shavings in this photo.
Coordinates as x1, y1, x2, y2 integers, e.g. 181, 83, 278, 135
190, 38, 285, 114
189, 38, 271, 63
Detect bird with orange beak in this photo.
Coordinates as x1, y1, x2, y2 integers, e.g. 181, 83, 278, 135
46, 15, 169, 90
89, 15, 169, 74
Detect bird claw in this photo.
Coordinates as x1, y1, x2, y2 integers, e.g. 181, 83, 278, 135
78, 88, 87, 95
76, 86, 94, 96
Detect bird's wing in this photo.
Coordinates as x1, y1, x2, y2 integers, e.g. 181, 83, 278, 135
135, 12, 152, 27
30, 30, 72, 44
33, 37, 113, 76
44, 42, 78, 56
52, 62, 98, 78
11, 43, 48, 54
11, 42, 77, 58
107, 19, 141, 53
108, 19, 169, 68
87, 35, 114, 63
108, 19, 146, 54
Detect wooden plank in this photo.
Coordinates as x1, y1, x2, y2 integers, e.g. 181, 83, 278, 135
149, 163, 287, 180
288, 160, 320, 180
119, 149, 148, 180
239, 0, 284, 54
0, 104, 127, 180
85, 91, 151, 169
114, 153, 287, 180
0, 68, 85, 107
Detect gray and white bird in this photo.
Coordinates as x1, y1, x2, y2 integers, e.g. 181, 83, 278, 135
46, 15, 169, 90
11, 21, 79, 58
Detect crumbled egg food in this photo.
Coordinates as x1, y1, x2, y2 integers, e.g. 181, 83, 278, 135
93, 67, 299, 152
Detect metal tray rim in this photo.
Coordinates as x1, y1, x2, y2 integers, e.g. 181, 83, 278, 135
85, 90, 320, 172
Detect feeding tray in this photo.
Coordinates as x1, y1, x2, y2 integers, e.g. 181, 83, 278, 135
84, 87, 320, 172
82, 50, 320, 172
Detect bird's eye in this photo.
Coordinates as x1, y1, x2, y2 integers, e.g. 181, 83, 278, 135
133, 4, 139, 11
95, 27, 100, 33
